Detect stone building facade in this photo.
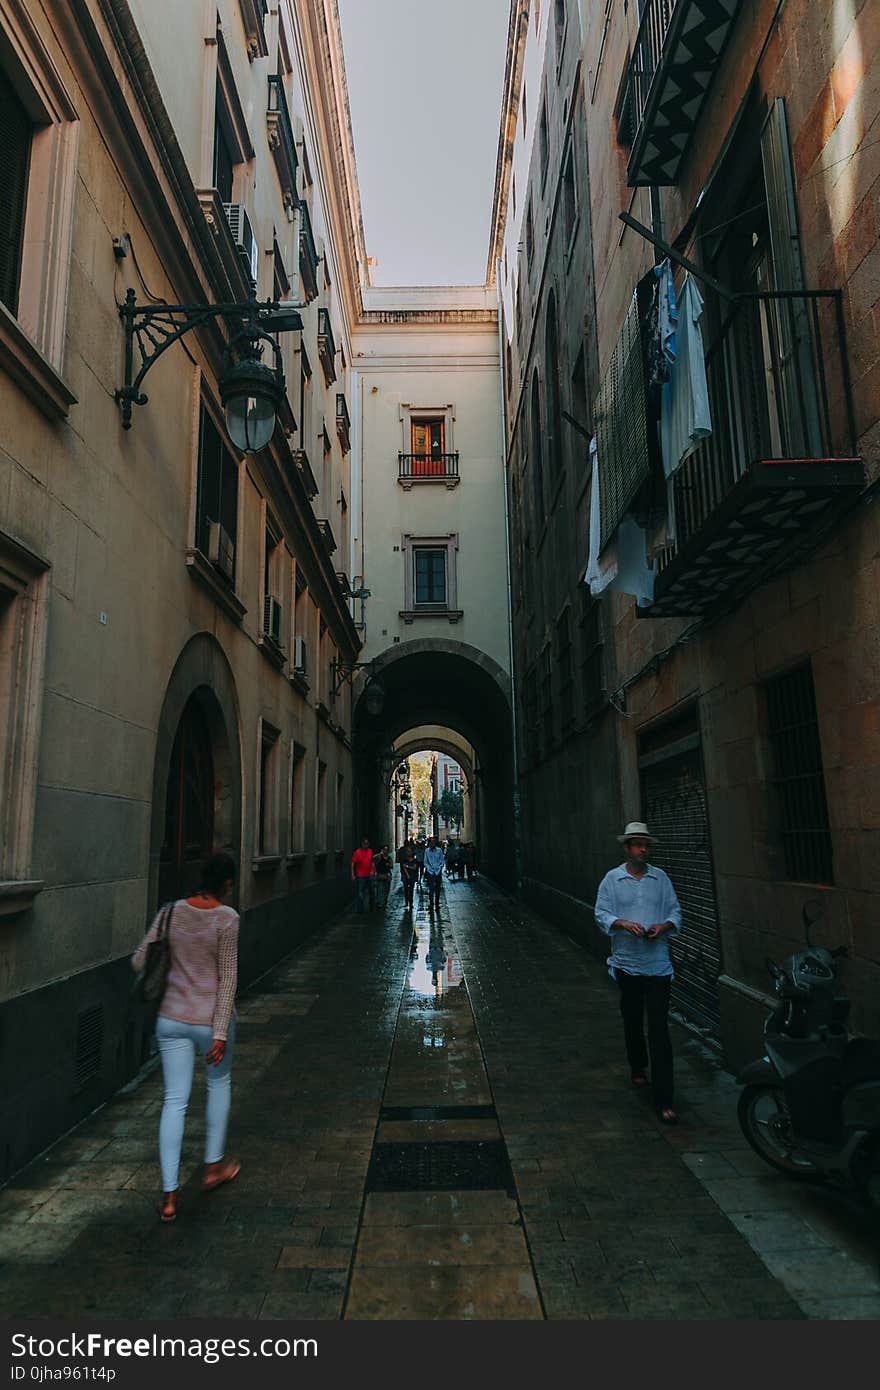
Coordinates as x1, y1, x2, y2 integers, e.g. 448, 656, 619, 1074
495, 0, 880, 1063
0, 0, 364, 1180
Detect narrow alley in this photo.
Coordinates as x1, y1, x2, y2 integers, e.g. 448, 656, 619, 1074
2, 882, 878, 1322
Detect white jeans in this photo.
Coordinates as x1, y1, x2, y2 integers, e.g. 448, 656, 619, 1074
155, 1014, 235, 1192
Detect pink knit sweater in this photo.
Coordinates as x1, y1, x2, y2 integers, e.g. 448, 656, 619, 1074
132, 901, 239, 1040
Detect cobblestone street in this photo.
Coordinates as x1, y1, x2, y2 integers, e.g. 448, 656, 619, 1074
2, 880, 879, 1320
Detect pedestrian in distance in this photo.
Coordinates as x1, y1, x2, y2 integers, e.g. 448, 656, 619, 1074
594, 822, 683, 1125
351, 837, 375, 913
464, 841, 477, 880
399, 843, 419, 912
423, 835, 445, 911
131, 851, 241, 1223
373, 844, 393, 909
415, 838, 426, 884
445, 838, 459, 879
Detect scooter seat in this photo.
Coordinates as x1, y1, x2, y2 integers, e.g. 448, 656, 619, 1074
840, 1038, 880, 1089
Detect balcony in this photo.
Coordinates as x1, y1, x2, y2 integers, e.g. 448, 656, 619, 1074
317, 308, 337, 385
336, 392, 351, 454
240, 0, 269, 60
398, 453, 460, 490
623, 0, 742, 187
317, 518, 337, 555
292, 446, 319, 499
299, 202, 320, 303
267, 75, 299, 207
643, 290, 863, 618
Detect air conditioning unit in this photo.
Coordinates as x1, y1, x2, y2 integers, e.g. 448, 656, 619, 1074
293, 636, 307, 675
263, 594, 283, 646
207, 521, 235, 581
223, 203, 259, 284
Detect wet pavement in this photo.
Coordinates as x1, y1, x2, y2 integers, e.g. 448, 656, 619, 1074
1, 877, 879, 1319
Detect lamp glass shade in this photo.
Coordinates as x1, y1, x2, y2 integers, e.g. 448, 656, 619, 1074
225, 392, 276, 453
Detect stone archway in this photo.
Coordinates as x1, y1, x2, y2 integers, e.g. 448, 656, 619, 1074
148, 633, 242, 913
353, 638, 515, 885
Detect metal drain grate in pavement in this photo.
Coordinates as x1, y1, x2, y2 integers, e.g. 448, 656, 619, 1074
380, 1104, 497, 1122
366, 1140, 514, 1193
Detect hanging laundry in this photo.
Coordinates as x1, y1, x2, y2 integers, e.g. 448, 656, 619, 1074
646, 258, 678, 386
661, 274, 712, 481
584, 437, 656, 606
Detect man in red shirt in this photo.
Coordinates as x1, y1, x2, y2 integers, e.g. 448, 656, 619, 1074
351, 837, 374, 913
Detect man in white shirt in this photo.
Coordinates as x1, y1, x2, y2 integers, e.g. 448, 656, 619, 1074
423, 837, 445, 910
594, 822, 683, 1125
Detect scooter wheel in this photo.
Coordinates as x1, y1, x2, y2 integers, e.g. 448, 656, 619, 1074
737, 1085, 822, 1178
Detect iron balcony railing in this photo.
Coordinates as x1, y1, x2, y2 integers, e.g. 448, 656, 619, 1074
299, 201, 320, 303
336, 392, 351, 453
267, 75, 299, 203
398, 453, 460, 483
661, 289, 858, 568
623, 0, 741, 186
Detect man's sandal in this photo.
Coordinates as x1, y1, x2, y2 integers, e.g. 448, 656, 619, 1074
658, 1107, 678, 1125
158, 1194, 178, 1222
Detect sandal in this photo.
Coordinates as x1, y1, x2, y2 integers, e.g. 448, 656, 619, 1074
202, 1158, 241, 1193
658, 1107, 678, 1125
158, 1193, 178, 1222
631, 1073, 648, 1088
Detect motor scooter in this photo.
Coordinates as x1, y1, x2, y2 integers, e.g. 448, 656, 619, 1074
737, 903, 880, 1206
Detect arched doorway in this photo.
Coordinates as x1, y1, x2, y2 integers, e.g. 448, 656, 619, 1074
158, 693, 216, 903
353, 640, 515, 885
149, 635, 242, 913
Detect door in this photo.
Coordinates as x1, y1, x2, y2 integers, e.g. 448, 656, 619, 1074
159, 695, 215, 903
641, 735, 722, 1035
411, 418, 445, 476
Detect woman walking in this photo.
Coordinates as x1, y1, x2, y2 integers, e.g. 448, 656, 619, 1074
132, 851, 241, 1221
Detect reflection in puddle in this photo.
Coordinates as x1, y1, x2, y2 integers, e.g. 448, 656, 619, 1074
407, 920, 465, 998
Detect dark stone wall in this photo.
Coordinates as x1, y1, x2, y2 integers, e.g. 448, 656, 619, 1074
0, 874, 351, 1185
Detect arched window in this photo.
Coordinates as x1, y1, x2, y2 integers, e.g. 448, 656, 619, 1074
545, 291, 563, 483
530, 370, 545, 527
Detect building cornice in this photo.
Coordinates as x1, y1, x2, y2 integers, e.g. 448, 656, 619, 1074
486, 0, 531, 286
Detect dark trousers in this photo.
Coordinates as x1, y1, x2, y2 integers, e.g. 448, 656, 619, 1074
425, 871, 442, 908
616, 971, 674, 1108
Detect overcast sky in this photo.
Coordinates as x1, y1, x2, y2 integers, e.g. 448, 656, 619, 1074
337, 0, 510, 286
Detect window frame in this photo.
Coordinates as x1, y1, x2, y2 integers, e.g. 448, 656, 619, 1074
255, 719, 281, 864
400, 533, 461, 623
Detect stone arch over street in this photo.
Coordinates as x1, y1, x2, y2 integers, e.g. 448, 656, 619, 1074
148, 633, 242, 914
352, 639, 515, 885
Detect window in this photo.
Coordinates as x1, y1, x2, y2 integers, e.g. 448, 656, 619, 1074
557, 609, 573, 730
524, 666, 540, 761
257, 721, 280, 858
579, 589, 603, 715
0, 531, 49, 904
300, 346, 312, 448
530, 371, 545, 527
525, 200, 534, 266
415, 548, 447, 606
289, 741, 306, 853
292, 567, 308, 680
401, 534, 461, 622
545, 293, 563, 485
262, 520, 284, 653
0, 65, 31, 316
539, 99, 549, 186
0, 14, 79, 413
521, 82, 527, 134
555, 0, 567, 65
196, 403, 239, 584
315, 759, 328, 852
411, 417, 446, 475
562, 142, 577, 247
213, 79, 237, 203
571, 345, 589, 439
764, 663, 833, 884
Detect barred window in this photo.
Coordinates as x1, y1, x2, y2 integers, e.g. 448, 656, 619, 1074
764, 663, 833, 884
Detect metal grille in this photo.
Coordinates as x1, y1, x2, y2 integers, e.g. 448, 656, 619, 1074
366, 1141, 513, 1194
75, 1005, 104, 1091
765, 663, 833, 884
642, 745, 722, 1034
594, 289, 652, 550
0, 66, 32, 315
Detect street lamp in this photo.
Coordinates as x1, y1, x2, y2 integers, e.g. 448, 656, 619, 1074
115, 288, 303, 452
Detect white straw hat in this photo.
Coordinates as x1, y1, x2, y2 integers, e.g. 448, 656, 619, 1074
617, 821, 656, 843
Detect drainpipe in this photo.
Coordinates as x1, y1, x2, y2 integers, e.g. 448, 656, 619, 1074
496, 263, 523, 895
